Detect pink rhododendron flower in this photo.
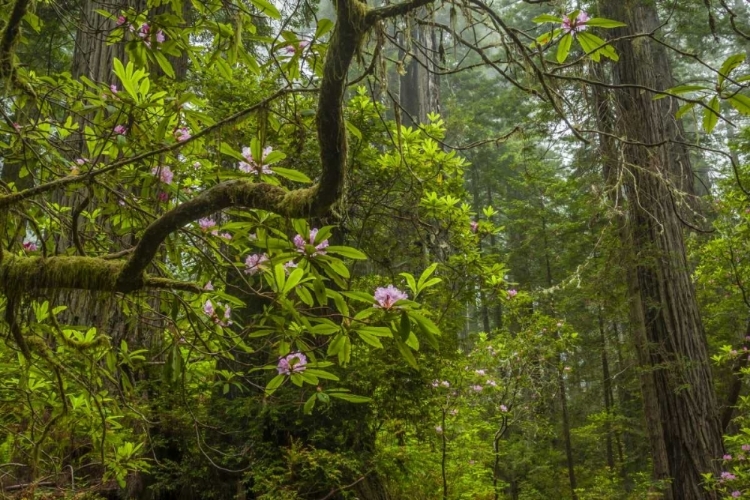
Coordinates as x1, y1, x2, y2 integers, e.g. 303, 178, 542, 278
22, 240, 37, 252
470, 221, 479, 233
76, 158, 87, 166
721, 471, 737, 481
151, 166, 174, 184
486, 379, 497, 387
203, 300, 215, 316
244, 253, 269, 275
220, 232, 232, 240
175, 127, 191, 142
277, 352, 307, 375
12, 123, 21, 131
116, 15, 126, 26
732, 492, 741, 498
500, 404, 508, 412
374, 285, 408, 309
239, 146, 274, 175
157, 191, 169, 202
561, 11, 590, 34
114, 124, 127, 135
449, 409, 458, 416
441, 380, 450, 387
475, 369, 486, 376
743, 444, 750, 452
198, 218, 216, 231
471, 385, 484, 392
507, 289, 517, 298
156, 30, 166, 43
293, 228, 329, 256
204, 281, 214, 291
283, 260, 298, 274
725, 454, 733, 461
435, 425, 443, 434
110, 84, 118, 94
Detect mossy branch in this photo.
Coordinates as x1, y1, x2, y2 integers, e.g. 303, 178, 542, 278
0, 0, 30, 79
0, 0, 438, 297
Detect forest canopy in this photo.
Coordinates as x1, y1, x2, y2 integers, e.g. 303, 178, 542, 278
1, 0, 750, 498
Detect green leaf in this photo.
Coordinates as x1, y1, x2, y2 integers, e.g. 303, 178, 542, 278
113, 58, 138, 100
345, 120, 362, 140
303, 394, 316, 414
305, 368, 340, 381
718, 53, 746, 87
409, 312, 440, 350
417, 263, 439, 291
328, 392, 371, 403
154, 52, 176, 79
356, 330, 383, 348
675, 102, 696, 119
399, 273, 417, 295
271, 167, 312, 183
653, 85, 709, 100
265, 374, 286, 395
729, 94, 750, 115
328, 334, 347, 357
584, 18, 627, 28
395, 338, 418, 369
250, 0, 281, 19
315, 19, 334, 39
557, 34, 573, 64
326, 246, 368, 260
532, 14, 564, 24
703, 96, 720, 133
340, 291, 375, 304
282, 267, 305, 294
399, 311, 411, 341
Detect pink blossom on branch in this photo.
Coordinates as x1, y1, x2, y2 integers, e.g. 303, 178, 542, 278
198, 218, 216, 231
277, 352, 307, 375
239, 146, 274, 175
293, 228, 329, 256
22, 240, 37, 252
244, 253, 269, 275
374, 285, 408, 309
561, 11, 590, 34
113, 124, 127, 135
175, 127, 191, 142
151, 166, 174, 184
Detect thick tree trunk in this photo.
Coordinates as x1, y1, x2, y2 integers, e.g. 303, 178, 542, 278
598, 1, 724, 497
399, 11, 440, 125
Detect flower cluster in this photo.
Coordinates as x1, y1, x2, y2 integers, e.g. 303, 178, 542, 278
203, 299, 232, 327
284, 40, 310, 54
277, 352, 307, 375
198, 218, 216, 231
22, 240, 37, 252
374, 285, 408, 309
152, 166, 174, 184
561, 11, 589, 34
130, 22, 166, 48
293, 228, 329, 256
245, 253, 269, 275
239, 146, 274, 175
175, 127, 191, 142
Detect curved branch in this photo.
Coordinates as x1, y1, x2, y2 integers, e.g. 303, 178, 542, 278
0, 0, 30, 78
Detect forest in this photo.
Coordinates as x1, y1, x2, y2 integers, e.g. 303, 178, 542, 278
1, 0, 750, 498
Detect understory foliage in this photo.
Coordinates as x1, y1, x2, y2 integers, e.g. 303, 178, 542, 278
1, 0, 750, 499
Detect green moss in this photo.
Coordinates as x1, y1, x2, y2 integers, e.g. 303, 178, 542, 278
0, 254, 123, 294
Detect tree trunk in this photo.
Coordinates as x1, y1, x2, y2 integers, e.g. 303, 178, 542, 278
598, 1, 724, 497
399, 11, 440, 125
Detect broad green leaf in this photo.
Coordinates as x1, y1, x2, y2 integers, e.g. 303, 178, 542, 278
265, 374, 286, 395
154, 51, 176, 79
326, 246, 368, 260
675, 102, 696, 119
653, 85, 709, 100
356, 330, 383, 348
315, 19, 334, 39
250, 0, 281, 19
399, 311, 411, 341
718, 53, 746, 87
729, 94, 750, 115
328, 392, 371, 403
703, 96, 720, 133
557, 34, 573, 63
395, 338, 418, 369
584, 18, 627, 28
305, 368, 339, 381
532, 14, 563, 24
271, 167, 312, 183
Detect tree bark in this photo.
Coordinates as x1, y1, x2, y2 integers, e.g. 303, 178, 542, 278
598, 1, 724, 497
